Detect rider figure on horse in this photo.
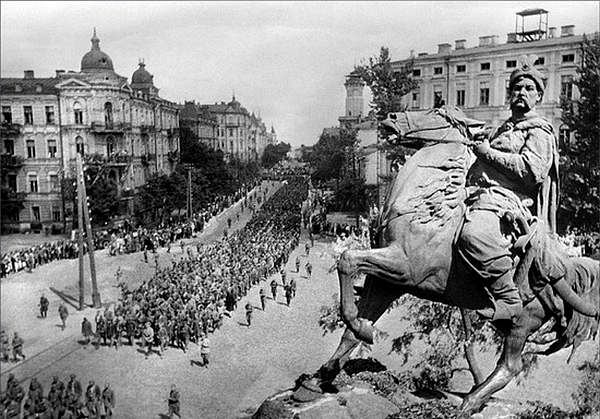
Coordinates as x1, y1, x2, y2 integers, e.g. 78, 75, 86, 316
458, 54, 564, 322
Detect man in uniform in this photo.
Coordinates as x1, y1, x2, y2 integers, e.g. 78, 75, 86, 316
199, 333, 210, 368
39, 294, 49, 318
167, 384, 181, 419
259, 287, 267, 311
245, 301, 253, 327
11, 332, 25, 361
58, 302, 69, 331
142, 322, 154, 358
458, 55, 561, 322
305, 261, 313, 278
102, 383, 115, 417
270, 279, 278, 301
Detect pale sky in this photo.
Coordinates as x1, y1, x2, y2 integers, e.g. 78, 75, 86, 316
1, 1, 598, 147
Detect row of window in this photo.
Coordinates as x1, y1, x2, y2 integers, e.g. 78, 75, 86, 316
5, 204, 61, 223
1, 102, 177, 128
410, 75, 574, 108
411, 54, 575, 77
5, 172, 59, 194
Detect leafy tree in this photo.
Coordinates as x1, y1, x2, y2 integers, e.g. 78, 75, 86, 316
309, 126, 358, 183
354, 46, 419, 166
261, 142, 291, 168
559, 34, 600, 237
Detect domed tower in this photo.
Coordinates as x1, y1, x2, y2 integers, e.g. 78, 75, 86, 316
344, 69, 364, 119
81, 28, 114, 72
131, 60, 158, 96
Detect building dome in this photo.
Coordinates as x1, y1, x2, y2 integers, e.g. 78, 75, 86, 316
80, 29, 114, 72
131, 62, 153, 85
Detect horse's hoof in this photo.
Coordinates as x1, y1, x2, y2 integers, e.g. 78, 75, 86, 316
292, 378, 324, 402
357, 320, 374, 344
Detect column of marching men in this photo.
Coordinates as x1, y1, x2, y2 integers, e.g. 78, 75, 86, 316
1, 173, 312, 418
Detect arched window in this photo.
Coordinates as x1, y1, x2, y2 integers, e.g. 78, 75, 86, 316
104, 102, 113, 127
73, 102, 83, 124
122, 103, 126, 123
75, 136, 85, 156
106, 136, 115, 156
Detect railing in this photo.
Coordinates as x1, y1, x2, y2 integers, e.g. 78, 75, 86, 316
141, 153, 155, 166
90, 122, 132, 132
1, 153, 25, 168
166, 127, 180, 137
167, 150, 179, 163
139, 125, 155, 133
0, 122, 22, 135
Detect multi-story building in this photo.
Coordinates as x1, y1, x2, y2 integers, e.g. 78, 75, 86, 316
340, 9, 594, 204
1, 30, 180, 232
181, 96, 276, 162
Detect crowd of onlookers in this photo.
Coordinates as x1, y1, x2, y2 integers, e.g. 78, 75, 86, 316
1, 373, 114, 419
0, 181, 261, 279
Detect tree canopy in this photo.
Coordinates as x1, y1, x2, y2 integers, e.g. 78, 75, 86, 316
261, 142, 291, 168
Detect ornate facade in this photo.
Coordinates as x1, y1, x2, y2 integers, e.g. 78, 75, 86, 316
1, 30, 180, 232
180, 97, 276, 163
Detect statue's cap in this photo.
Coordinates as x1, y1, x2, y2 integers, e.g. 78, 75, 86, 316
509, 55, 546, 93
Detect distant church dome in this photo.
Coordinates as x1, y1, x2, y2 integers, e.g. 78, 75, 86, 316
131, 61, 153, 85
80, 28, 114, 72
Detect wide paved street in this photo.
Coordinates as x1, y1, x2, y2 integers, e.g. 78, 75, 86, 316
2, 182, 596, 417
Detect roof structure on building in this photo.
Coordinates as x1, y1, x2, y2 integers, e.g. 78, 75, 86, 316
131, 61, 154, 85
0, 77, 59, 95
81, 28, 115, 72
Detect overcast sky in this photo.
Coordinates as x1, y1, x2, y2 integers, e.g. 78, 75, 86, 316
1, 1, 598, 147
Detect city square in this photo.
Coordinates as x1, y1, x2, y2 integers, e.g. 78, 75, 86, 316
1, 2, 599, 418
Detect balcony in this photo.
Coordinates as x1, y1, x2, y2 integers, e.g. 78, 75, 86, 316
141, 153, 155, 166
90, 122, 131, 133
1, 153, 24, 169
167, 150, 179, 163
0, 122, 22, 136
83, 152, 131, 167
139, 125, 155, 133
166, 127, 179, 137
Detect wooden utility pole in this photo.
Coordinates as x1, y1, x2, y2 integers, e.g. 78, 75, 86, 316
76, 154, 102, 309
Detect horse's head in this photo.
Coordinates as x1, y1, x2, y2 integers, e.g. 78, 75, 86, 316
380, 106, 487, 149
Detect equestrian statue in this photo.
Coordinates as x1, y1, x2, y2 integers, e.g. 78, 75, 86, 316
298, 55, 599, 416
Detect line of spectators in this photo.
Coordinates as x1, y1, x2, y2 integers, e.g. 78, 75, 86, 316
0, 180, 262, 278
1, 373, 114, 419
83, 177, 308, 358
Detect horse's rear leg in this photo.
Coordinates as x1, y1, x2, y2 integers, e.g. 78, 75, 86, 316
460, 299, 546, 415
338, 246, 409, 344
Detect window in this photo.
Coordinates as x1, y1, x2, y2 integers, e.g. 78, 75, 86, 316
1, 106, 12, 123
456, 89, 466, 106
412, 69, 421, 77
562, 54, 575, 63
558, 126, 571, 151
561, 75, 574, 99
73, 102, 83, 124
433, 90, 444, 108
29, 174, 38, 193
24, 106, 33, 124
48, 139, 57, 158
4, 139, 14, 155
534, 57, 545, 65
107, 136, 115, 156
480, 62, 491, 71
27, 140, 36, 158
411, 90, 420, 109
479, 81, 490, 105
229, 129, 234, 137
49, 174, 59, 191
506, 60, 517, 68
76, 136, 85, 155
434, 67, 443, 75
7, 174, 17, 192
32, 206, 41, 222
45, 106, 55, 124
456, 64, 466, 73
104, 102, 113, 127
52, 206, 61, 222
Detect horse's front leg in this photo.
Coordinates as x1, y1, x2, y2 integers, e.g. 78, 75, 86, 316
338, 246, 409, 344
460, 300, 546, 415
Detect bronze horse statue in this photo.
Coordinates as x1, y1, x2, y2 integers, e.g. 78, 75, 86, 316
302, 107, 599, 415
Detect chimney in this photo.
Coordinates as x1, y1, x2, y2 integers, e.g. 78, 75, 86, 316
438, 43, 452, 54
409, 49, 415, 58
490, 35, 499, 45
455, 39, 466, 50
24, 70, 34, 79
561, 25, 575, 37
507, 33, 517, 43
479, 36, 490, 47
548, 27, 557, 38
55, 69, 65, 77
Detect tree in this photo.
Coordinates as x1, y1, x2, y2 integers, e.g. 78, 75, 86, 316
559, 34, 600, 237
354, 46, 419, 166
261, 142, 291, 168
309, 126, 358, 184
